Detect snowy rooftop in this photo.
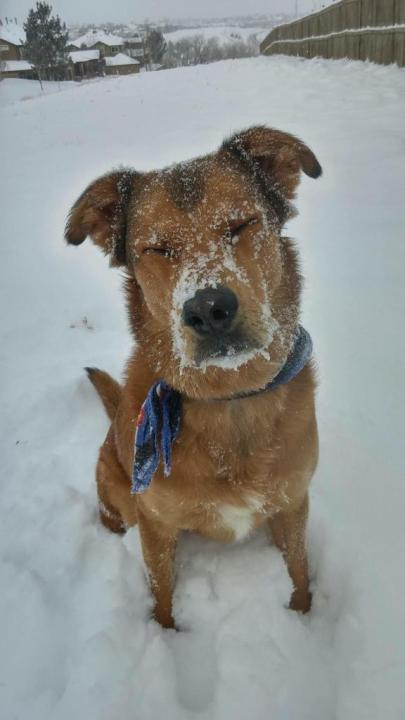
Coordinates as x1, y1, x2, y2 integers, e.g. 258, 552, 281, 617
2, 59, 32, 72
70, 30, 123, 49
0, 22, 26, 46
68, 49, 100, 63
104, 53, 139, 66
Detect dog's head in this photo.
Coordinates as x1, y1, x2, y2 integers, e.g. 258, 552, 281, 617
65, 126, 321, 399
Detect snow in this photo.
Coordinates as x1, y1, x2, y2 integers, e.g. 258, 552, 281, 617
70, 29, 124, 48
0, 21, 25, 45
68, 49, 100, 64
1, 55, 405, 719
104, 53, 139, 67
0, 78, 76, 104
164, 25, 267, 45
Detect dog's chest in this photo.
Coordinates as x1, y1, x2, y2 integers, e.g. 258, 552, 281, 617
218, 494, 265, 541
168, 438, 272, 541
177, 409, 275, 532
142, 400, 280, 541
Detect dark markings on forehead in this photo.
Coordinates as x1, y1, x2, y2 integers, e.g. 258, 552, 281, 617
221, 136, 289, 226
165, 160, 205, 211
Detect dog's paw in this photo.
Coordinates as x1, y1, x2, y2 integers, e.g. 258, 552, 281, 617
99, 505, 126, 535
289, 588, 312, 614
153, 609, 177, 630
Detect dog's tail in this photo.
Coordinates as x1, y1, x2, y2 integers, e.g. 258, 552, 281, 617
85, 367, 121, 421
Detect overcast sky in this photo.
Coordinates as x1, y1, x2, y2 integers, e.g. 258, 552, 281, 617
2, 0, 320, 26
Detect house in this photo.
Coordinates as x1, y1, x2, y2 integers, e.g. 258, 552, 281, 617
67, 49, 103, 80
1, 59, 33, 78
104, 53, 140, 76
0, 19, 25, 61
123, 34, 145, 64
69, 30, 123, 58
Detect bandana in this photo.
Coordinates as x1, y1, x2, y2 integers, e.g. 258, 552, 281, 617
131, 325, 313, 494
131, 381, 182, 494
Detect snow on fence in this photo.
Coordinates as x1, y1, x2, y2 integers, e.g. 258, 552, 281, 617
260, 0, 405, 66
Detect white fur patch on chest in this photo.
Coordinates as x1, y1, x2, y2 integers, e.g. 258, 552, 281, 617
219, 504, 255, 541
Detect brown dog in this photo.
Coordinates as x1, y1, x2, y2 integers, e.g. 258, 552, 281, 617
65, 126, 321, 628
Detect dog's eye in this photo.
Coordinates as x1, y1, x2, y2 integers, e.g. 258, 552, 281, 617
143, 247, 174, 258
227, 218, 259, 245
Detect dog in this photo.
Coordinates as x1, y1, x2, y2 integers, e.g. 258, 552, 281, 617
65, 126, 321, 629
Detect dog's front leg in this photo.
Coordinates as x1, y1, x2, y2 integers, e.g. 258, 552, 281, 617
137, 506, 178, 629
269, 493, 312, 613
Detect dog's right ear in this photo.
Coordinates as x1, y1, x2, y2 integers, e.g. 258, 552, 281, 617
65, 169, 135, 266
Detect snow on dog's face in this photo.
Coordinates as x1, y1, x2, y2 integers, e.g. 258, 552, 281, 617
65, 127, 321, 400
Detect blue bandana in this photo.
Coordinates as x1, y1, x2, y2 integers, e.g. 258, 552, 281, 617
236, 324, 313, 396
131, 325, 313, 494
132, 381, 182, 494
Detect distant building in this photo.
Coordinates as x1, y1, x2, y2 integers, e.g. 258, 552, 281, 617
123, 34, 145, 63
67, 49, 103, 81
1, 59, 33, 78
0, 19, 25, 61
69, 30, 124, 58
104, 53, 140, 76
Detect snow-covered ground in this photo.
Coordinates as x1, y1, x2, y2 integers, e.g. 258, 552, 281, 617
1, 56, 404, 719
0, 77, 77, 105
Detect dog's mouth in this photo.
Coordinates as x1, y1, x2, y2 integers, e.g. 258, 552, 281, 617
194, 331, 263, 369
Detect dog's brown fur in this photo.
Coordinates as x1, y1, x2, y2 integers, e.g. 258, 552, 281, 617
66, 127, 321, 628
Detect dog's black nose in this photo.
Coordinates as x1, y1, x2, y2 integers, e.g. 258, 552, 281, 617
183, 287, 238, 336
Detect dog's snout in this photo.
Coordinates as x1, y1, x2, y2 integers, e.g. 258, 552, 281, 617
183, 287, 238, 336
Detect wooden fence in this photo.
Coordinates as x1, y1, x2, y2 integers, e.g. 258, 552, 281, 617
260, 0, 405, 66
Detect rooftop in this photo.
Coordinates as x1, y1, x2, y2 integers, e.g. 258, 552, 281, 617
70, 30, 123, 49
0, 21, 26, 46
68, 49, 100, 63
2, 59, 33, 72
104, 52, 139, 66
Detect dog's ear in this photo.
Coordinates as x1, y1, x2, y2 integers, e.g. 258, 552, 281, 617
65, 169, 135, 266
224, 126, 322, 200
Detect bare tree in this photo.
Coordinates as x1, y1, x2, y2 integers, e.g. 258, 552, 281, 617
163, 33, 259, 69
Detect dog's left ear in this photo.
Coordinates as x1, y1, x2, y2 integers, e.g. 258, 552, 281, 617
65, 169, 135, 266
225, 126, 322, 200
